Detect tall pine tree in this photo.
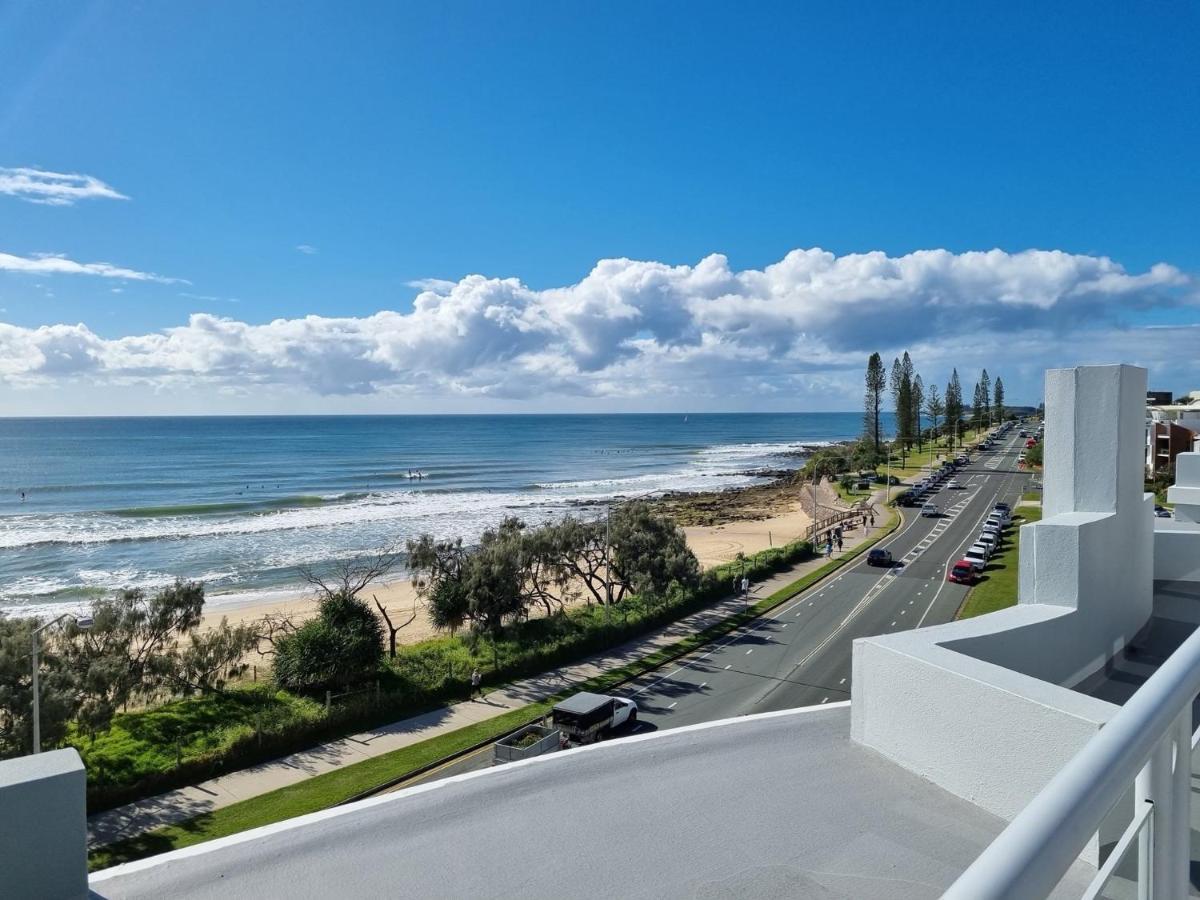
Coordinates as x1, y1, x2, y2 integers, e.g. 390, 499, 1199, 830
945, 369, 963, 447
993, 377, 1005, 422
863, 353, 886, 454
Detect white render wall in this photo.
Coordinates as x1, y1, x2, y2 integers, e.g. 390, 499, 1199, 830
0, 749, 88, 899
852, 365, 1155, 855
1156, 452, 1200, 581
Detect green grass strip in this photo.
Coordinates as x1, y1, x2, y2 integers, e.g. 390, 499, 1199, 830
90, 507, 900, 872
956, 508, 1042, 620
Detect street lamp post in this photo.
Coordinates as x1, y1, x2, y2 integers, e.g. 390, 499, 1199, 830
31, 612, 92, 754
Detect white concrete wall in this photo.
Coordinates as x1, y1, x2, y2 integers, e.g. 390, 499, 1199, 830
0, 749, 88, 899
852, 364, 1155, 860
1156, 452, 1200, 580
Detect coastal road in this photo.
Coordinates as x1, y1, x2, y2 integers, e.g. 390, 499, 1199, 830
384, 428, 1033, 788
621, 427, 1034, 729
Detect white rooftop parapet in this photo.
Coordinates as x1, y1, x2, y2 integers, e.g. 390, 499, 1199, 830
1154, 452, 1200, 582
1167, 452, 1200, 524
852, 364, 1155, 861
0, 748, 88, 899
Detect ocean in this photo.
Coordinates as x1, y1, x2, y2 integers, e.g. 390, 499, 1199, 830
0, 413, 876, 616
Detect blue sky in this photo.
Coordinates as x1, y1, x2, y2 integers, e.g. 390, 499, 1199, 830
1, 1, 1197, 414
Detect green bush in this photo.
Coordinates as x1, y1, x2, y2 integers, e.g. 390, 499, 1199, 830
274, 594, 384, 693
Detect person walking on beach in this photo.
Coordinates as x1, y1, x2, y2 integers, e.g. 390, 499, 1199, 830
469, 668, 482, 701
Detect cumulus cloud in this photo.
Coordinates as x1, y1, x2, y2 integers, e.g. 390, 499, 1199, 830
0, 247, 1195, 404
0, 166, 128, 206
0, 250, 185, 284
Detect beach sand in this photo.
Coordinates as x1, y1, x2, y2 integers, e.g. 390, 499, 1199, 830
199, 496, 822, 648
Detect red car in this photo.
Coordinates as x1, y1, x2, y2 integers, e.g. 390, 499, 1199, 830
1025, 438, 1037, 448
948, 560, 976, 585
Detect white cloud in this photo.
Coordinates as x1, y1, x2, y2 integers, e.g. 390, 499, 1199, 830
296, 244, 317, 255
0, 250, 185, 284
0, 247, 1195, 406
0, 166, 128, 206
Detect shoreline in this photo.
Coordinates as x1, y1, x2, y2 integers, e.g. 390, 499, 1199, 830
198, 465, 849, 645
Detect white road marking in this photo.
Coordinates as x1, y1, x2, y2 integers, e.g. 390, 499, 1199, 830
745, 648, 753, 655
724, 664, 731, 670
821, 697, 829, 704
891, 621, 897, 626
781, 623, 789, 628
839, 678, 846, 685
668, 701, 677, 709
699, 682, 707, 689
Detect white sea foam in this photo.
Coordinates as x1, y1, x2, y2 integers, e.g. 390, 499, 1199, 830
0, 436, 818, 613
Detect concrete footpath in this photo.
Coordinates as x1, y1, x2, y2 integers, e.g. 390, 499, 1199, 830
88, 504, 890, 849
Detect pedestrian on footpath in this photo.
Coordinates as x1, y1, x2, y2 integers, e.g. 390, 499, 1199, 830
740, 575, 749, 597
469, 667, 482, 701
825, 539, 833, 559
836, 531, 844, 552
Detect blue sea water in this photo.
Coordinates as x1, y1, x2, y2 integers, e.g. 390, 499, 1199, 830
0, 413, 878, 614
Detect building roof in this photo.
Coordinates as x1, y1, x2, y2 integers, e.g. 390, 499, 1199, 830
91, 705, 1095, 899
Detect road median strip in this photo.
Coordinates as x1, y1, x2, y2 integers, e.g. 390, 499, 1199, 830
90, 506, 900, 871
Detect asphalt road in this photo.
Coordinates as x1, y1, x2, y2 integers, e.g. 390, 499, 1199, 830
388, 427, 1034, 788
622, 427, 1034, 730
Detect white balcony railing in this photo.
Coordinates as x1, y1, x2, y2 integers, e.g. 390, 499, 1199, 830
945, 622, 1200, 899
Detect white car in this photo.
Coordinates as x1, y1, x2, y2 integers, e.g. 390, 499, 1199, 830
977, 532, 998, 553
982, 523, 1004, 542
947, 479, 963, 489
921, 503, 939, 517
963, 546, 988, 571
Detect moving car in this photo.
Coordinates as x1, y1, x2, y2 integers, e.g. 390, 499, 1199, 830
949, 560, 976, 584
867, 548, 893, 567
551, 692, 638, 746
947, 479, 963, 489
921, 503, 939, 517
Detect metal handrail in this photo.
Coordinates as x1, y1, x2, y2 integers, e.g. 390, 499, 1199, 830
944, 621, 1200, 899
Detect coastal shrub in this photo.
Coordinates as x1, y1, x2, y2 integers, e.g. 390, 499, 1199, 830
273, 593, 384, 693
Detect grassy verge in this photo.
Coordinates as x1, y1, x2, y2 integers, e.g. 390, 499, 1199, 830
90, 508, 901, 871
1021, 491, 1041, 503
956, 507, 1042, 620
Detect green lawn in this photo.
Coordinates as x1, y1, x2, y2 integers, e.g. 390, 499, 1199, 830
956, 508, 1042, 620
1021, 491, 1042, 503
90, 508, 900, 871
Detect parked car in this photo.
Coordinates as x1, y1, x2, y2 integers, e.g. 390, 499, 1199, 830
921, 503, 939, 517
963, 546, 989, 571
977, 532, 997, 553
867, 548, 893, 567
994, 502, 1011, 514
1154, 505, 1172, 518
948, 560, 976, 584
982, 523, 1004, 541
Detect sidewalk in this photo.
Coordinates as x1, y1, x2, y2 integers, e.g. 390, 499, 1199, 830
89, 500, 888, 849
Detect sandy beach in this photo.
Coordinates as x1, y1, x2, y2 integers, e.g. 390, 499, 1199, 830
199, 490, 833, 648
